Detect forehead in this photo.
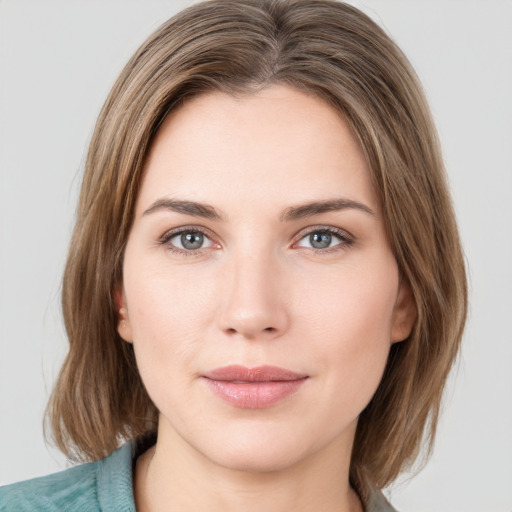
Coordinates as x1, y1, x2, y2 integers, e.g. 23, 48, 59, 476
137, 84, 378, 216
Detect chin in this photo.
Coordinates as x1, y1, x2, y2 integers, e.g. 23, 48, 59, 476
193, 422, 320, 474
210, 444, 306, 474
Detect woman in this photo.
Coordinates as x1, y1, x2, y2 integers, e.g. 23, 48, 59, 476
0, 0, 467, 510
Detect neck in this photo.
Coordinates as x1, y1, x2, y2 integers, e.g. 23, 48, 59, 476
134, 422, 362, 512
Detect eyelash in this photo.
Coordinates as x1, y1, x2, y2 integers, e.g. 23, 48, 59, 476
293, 226, 354, 254
158, 225, 354, 256
158, 226, 216, 257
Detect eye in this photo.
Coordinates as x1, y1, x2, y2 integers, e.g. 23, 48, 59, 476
161, 228, 216, 253
295, 227, 353, 251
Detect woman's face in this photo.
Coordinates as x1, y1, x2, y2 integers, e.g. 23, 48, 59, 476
118, 85, 415, 472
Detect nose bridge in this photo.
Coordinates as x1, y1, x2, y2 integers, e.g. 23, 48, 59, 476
219, 243, 289, 339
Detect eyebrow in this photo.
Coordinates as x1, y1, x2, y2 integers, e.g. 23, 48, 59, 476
142, 197, 374, 221
143, 199, 225, 220
280, 198, 374, 221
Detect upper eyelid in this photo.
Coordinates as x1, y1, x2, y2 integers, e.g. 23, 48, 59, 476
293, 225, 354, 241
159, 225, 215, 243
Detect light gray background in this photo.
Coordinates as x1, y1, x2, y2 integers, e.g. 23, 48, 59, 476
1, 1, 511, 511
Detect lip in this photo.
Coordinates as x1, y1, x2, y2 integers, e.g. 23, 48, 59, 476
202, 365, 308, 409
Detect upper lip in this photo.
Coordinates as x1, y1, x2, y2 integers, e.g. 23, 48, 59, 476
202, 365, 308, 382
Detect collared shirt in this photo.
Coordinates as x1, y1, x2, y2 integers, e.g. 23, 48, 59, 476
0, 439, 397, 511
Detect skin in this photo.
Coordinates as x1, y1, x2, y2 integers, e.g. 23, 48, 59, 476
117, 84, 416, 512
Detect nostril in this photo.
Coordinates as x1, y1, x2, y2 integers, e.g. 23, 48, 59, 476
225, 326, 277, 336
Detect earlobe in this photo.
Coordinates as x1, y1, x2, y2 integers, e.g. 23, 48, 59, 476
391, 281, 417, 343
114, 284, 133, 343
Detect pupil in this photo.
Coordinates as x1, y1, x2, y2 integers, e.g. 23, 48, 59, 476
181, 232, 203, 250
310, 232, 331, 249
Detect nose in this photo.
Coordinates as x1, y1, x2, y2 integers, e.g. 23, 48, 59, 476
217, 250, 290, 341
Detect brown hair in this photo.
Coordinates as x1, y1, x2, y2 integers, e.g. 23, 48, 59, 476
46, 0, 467, 497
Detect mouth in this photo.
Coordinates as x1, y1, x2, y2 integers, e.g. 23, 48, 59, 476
202, 365, 309, 409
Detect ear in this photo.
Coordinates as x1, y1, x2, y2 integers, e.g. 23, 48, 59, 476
390, 280, 417, 344
114, 283, 133, 343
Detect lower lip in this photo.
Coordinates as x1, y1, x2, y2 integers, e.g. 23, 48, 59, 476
203, 378, 307, 409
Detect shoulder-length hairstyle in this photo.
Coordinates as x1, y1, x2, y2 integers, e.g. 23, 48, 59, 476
47, 0, 467, 498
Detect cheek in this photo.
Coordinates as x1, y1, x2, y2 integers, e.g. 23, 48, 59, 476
127, 259, 215, 332
297, 259, 398, 405
298, 257, 398, 341
124, 266, 216, 390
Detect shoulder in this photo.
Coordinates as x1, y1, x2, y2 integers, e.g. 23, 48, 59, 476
0, 460, 101, 512
0, 442, 136, 512
366, 486, 399, 512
